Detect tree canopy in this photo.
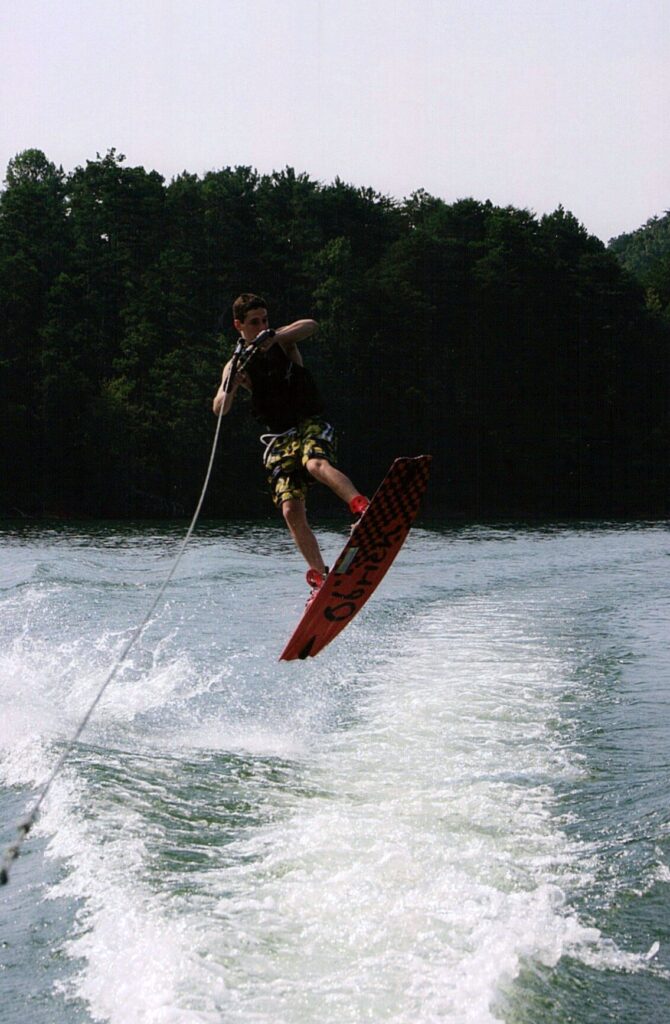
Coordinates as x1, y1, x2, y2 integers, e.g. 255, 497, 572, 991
609, 211, 670, 322
1, 149, 668, 520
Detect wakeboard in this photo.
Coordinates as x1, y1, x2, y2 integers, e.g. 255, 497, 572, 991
280, 455, 432, 661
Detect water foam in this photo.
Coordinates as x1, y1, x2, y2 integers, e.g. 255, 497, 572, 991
136, 596, 616, 1023
3, 530, 665, 1023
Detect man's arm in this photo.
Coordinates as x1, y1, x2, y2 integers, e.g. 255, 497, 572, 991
212, 360, 250, 416
274, 319, 318, 366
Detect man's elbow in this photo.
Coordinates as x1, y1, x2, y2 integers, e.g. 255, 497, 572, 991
295, 318, 318, 341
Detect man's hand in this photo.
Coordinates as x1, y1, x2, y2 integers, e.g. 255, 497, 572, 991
253, 328, 276, 351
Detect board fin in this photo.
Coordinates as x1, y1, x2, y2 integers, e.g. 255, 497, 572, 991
298, 636, 317, 659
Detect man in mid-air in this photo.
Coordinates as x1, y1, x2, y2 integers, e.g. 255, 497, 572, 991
213, 293, 369, 600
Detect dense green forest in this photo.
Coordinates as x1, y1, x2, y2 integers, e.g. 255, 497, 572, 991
1, 148, 668, 520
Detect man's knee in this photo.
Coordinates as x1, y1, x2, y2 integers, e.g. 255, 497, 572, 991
305, 456, 330, 479
282, 498, 306, 528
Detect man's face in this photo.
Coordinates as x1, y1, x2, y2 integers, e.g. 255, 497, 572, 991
235, 308, 269, 342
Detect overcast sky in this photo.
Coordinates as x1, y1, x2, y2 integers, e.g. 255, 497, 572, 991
1, 0, 668, 242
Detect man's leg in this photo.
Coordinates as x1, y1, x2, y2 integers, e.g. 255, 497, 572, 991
282, 498, 327, 574
304, 457, 360, 504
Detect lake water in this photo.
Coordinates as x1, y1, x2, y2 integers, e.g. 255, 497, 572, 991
1, 519, 669, 1023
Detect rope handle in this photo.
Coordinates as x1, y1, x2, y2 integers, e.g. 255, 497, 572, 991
222, 329, 275, 393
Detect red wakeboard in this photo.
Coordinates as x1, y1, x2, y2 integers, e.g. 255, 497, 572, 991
280, 455, 432, 661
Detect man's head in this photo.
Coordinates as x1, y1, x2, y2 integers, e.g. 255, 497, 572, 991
233, 293, 269, 342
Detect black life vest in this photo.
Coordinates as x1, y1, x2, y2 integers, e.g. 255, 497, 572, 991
245, 343, 324, 432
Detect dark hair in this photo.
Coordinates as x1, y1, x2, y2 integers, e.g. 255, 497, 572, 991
232, 293, 268, 323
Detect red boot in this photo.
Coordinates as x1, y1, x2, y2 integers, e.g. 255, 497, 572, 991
348, 494, 370, 532
305, 567, 328, 607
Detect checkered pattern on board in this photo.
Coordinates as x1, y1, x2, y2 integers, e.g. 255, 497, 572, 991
354, 455, 431, 553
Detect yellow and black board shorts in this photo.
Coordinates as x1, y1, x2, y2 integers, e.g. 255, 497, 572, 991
261, 416, 337, 507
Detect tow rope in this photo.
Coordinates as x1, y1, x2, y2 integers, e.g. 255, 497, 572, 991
0, 330, 272, 886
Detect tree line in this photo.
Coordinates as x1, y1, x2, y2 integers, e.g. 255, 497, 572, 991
1, 148, 668, 520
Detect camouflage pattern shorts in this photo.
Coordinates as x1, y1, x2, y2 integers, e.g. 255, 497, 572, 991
261, 416, 338, 507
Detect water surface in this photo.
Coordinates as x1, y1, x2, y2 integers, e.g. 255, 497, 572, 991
1, 520, 669, 1022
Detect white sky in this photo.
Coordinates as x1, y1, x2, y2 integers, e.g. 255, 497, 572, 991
1, 0, 668, 242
